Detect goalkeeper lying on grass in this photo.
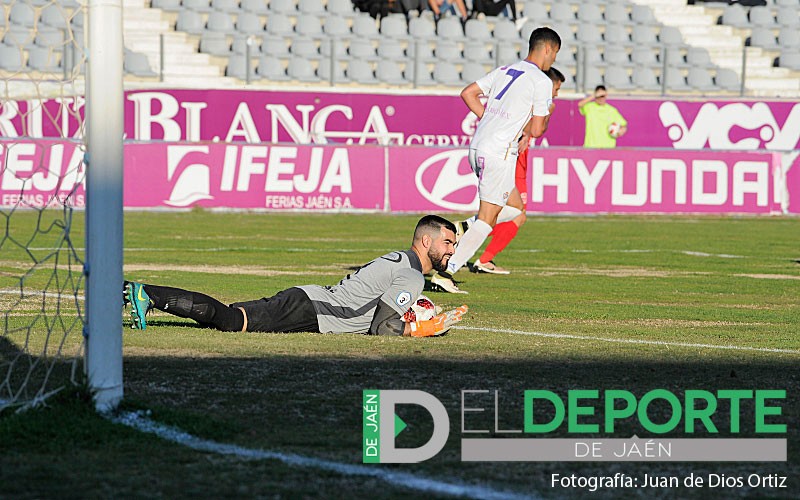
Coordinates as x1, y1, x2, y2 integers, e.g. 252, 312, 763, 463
124, 215, 468, 338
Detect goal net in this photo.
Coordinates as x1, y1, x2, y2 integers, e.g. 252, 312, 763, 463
0, 0, 119, 413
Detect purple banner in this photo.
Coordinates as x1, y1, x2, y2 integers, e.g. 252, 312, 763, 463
2, 90, 798, 153
0, 139, 85, 208
526, 149, 782, 214
125, 143, 385, 210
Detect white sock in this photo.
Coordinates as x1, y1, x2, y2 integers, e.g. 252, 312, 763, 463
446, 219, 493, 274
497, 206, 521, 224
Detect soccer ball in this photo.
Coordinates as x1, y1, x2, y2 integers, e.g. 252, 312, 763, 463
403, 295, 440, 322
608, 122, 622, 138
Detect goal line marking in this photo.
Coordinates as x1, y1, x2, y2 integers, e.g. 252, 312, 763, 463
454, 326, 800, 355
110, 411, 536, 500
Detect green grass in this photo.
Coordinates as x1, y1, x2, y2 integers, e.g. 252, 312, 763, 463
2, 212, 799, 499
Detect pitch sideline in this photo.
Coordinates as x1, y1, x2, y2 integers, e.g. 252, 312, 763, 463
454, 326, 800, 354
110, 411, 536, 500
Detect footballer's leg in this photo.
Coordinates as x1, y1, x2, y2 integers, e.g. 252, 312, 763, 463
125, 282, 245, 332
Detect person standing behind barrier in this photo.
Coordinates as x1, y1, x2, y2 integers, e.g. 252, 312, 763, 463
578, 85, 628, 148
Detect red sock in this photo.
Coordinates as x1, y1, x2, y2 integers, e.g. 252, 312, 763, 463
479, 222, 519, 263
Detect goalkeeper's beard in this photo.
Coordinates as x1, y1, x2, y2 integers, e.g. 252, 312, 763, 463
429, 248, 451, 273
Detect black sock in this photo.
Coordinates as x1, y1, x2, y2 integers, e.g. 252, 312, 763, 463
143, 284, 244, 332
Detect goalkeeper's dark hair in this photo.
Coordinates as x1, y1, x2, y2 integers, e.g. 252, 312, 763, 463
528, 27, 561, 54
546, 66, 565, 83
414, 215, 457, 242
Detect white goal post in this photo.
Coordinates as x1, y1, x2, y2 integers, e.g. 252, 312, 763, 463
85, 0, 124, 412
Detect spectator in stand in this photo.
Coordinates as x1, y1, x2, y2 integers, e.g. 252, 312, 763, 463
578, 85, 628, 148
428, 0, 469, 25
471, 0, 517, 22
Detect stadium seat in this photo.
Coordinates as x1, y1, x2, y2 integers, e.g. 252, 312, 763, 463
323, 16, 350, 37
520, 21, 537, 43
176, 10, 205, 35
777, 7, 800, 28
237, 15, 265, 35
549, 4, 575, 25
580, 65, 604, 89
319, 37, 349, 59
27, 46, 60, 72
748, 27, 778, 49
664, 46, 688, 68
433, 61, 462, 86
291, 37, 320, 60
35, 29, 65, 49
317, 58, 348, 82
715, 68, 740, 91
603, 46, 631, 67
376, 59, 406, 85
295, 14, 323, 37
381, 14, 410, 40
409, 16, 436, 39
212, 0, 240, 12
348, 37, 377, 61
261, 35, 290, 57
376, 38, 406, 61
257, 55, 290, 80
664, 69, 690, 92
631, 25, 657, 46
124, 51, 157, 77
461, 61, 487, 82
183, 0, 213, 13
577, 4, 603, 24
778, 49, 800, 70
226, 54, 253, 79
269, 0, 297, 14
409, 39, 436, 62
603, 26, 631, 46
778, 28, 800, 48
9, 3, 36, 27
241, 0, 270, 15
748, 6, 776, 27
495, 43, 521, 64
577, 23, 603, 44
266, 13, 295, 36
205, 11, 235, 33
0, 44, 24, 71
721, 4, 749, 28
287, 56, 317, 82
200, 32, 231, 55
604, 66, 633, 90
492, 19, 518, 43
151, 0, 183, 12
463, 41, 493, 64
687, 67, 715, 92
631, 46, 660, 68
437, 16, 465, 41
435, 39, 462, 62
632, 67, 659, 91
465, 19, 492, 41
604, 4, 633, 27
231, 36, 260, 55
346, 59, 377, 83
327, 0, 358, 19
631, 5, 657, 25
352, 14, 380, 40
298, 0, 325, 15
408, 61, 434, 86
686, 47, 713, 68
658, 26, 684, 47
40, 5, 68, 29
522, 2, 549, 24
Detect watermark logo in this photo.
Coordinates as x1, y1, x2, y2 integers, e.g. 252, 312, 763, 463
362, 390, 449, 463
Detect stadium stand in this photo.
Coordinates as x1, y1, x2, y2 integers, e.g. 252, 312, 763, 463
0, 0, 797, 95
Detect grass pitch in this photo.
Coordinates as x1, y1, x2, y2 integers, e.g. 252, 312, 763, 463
1, 212, 799, 499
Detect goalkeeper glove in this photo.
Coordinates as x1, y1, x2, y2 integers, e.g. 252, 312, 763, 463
408, 305, 468, 337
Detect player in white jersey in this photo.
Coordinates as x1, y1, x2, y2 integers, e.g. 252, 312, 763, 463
431, 26, 561, 294
124, 215, 468, 338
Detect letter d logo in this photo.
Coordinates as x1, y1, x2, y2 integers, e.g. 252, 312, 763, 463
362, 390, 449, 463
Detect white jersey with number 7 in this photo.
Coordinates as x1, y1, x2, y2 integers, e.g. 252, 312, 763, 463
471, 60, 553, 160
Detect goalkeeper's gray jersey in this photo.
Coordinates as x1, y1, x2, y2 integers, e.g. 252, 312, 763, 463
299, 250, 424, 334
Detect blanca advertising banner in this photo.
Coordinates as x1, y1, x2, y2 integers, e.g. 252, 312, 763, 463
3, 90, 798, 152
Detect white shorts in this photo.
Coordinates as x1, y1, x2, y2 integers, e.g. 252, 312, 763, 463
469, 149, 516, 207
